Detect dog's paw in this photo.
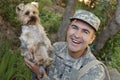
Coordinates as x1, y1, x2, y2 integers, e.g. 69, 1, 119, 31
45, 57, 54, 67
47, 45, 53, 51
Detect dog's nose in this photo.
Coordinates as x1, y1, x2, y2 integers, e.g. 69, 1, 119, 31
27, 16, 37, 24
30, 16, 36, 21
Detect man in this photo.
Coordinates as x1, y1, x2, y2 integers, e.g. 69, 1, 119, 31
25, 10, 111, 80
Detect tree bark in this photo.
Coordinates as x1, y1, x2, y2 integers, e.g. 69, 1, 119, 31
57, 0, 77, 41
94, 0, 120, 54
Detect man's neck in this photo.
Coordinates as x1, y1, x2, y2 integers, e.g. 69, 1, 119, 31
68, 49, 86, 59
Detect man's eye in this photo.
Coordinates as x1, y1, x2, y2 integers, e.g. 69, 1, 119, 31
25, 11, 29, 15
84, 30, 90, 34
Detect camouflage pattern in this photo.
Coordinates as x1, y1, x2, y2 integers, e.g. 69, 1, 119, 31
70, 10, 100, 31
42, 42, 107, 80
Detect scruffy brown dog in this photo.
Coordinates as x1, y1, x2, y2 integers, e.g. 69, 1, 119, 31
16, 2, 53, 67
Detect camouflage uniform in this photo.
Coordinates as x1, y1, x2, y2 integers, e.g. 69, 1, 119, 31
41, 42, 108, 80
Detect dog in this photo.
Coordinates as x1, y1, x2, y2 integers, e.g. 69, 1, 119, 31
16, 2, 53, 67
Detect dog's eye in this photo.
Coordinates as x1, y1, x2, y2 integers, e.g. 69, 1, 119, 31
33, 11, 36, 14
25, 11, 29, 15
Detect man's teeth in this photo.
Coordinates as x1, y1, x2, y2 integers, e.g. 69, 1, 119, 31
72, 39, 81, 44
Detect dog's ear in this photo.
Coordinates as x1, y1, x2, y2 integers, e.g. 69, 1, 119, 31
16, 3, 25, 15
31, 2, 39, 8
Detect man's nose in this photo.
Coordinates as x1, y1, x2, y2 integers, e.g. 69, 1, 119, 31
74, 30, 82, 38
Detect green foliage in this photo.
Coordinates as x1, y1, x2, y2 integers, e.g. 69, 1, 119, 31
0, 40, 32, 80
0, 0, 20, 26
38, 0, 53, 11
97, 32, 120, 72
110, 47, 120, 72
40, 10, 61, 33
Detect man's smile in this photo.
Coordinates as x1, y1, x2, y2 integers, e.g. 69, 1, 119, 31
71, 37, 82, 45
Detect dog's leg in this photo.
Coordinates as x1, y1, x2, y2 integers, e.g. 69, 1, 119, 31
37, 46, 53, 66
43, 36, 53, 51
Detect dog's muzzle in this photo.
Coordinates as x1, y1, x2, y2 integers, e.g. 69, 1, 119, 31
27, 16, 37, 24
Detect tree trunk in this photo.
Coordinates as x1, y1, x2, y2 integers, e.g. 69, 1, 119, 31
94, 0, 120, 54
57, 0, 77, 41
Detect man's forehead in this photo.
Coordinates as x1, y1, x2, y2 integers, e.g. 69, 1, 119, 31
71, 19, 90, 26
70, 19, 95, 32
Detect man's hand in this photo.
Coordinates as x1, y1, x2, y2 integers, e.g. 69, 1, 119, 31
24, 58, 47, 80
24, 58, 40, 75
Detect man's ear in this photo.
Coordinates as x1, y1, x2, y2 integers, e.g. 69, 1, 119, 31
89, 34, 96, 44
16, 3, 25, 15
31, 2, 39, 8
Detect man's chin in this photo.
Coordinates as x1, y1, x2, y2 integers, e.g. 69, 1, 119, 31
68, 47, 80, 53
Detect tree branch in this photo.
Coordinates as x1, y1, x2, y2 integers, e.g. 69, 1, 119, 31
57, 0, 77, 41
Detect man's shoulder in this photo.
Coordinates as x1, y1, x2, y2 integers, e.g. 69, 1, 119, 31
79, 60, 106, 80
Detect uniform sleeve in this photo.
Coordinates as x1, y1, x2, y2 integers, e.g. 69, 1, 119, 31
80, 64, 105, 80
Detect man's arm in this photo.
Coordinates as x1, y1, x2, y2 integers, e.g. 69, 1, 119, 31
24, 58, 50, 80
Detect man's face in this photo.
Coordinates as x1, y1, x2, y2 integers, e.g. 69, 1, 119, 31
67, 20, 96, 54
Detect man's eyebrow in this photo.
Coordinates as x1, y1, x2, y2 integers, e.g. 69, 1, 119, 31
71, 24, 78, 27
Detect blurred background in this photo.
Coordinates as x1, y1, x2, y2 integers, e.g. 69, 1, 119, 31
0, 0, 120, 80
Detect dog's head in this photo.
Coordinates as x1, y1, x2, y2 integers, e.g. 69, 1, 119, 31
16, 2, 40, 25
